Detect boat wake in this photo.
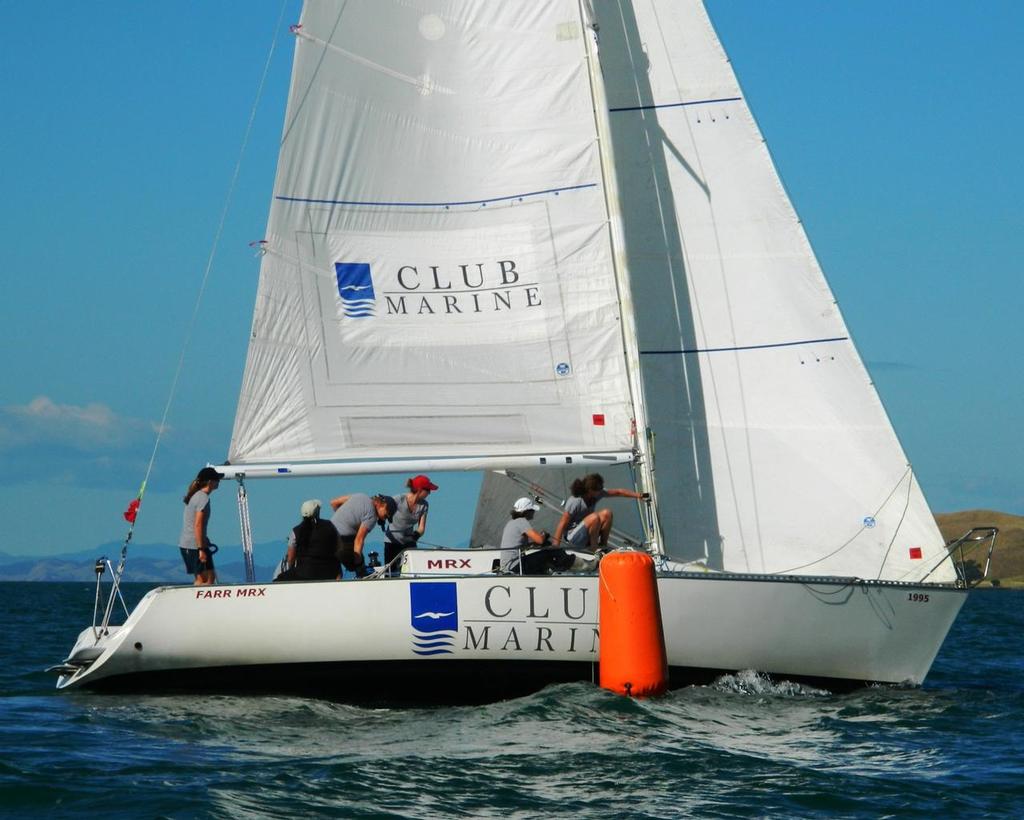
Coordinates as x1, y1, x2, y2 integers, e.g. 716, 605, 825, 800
709, 669, 831, 698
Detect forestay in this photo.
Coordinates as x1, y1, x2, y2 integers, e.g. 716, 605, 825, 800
584, 0, 953, 583
230, 1, 637, 466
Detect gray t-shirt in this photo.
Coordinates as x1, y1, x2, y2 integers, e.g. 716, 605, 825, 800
179, 490, 211, 550
501, 517, 534, 549
389, 494, 428, 543
564, 490, 608, 534
331, 493, 379, 538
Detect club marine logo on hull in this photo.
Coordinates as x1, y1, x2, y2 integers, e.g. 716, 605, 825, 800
334, 262, 376, 318
409, 582, 458, 655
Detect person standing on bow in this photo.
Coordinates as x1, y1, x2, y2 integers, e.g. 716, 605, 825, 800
330, 492, 398, 578
552, 473, 649, 550
179, 466, 223, 585
384, 474, 438, 568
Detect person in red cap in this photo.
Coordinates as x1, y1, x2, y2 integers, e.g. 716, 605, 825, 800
384, 474, 438, 569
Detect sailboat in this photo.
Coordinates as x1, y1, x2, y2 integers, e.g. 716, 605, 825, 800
53, 0, 994, 700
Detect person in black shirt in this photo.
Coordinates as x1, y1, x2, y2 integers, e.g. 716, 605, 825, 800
275, 499, 341, 581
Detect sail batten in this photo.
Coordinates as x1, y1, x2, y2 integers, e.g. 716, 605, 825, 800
274, 183, 600, 209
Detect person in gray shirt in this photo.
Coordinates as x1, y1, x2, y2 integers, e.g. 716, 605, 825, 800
178, 466, 223, 585
500, 497, 550, 549
552, 473, 649, 549
385, 474, 438, 569
329, 492, 398, 577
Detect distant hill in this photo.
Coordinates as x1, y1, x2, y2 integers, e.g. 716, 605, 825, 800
0, 542, 285, 585
935, 510, 1024, 586
0, 538, 399, 584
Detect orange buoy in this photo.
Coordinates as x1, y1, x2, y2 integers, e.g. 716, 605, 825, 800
598, 550, 668, 697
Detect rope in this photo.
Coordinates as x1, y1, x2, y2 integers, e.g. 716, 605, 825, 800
237, 479, 256, 584
771, 466, 913, 576
874, 473, 913, 579
99, 1, 290, 628
501, 470, 643, 549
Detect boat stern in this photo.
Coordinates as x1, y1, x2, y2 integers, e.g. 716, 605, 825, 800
49, 624, 126, 689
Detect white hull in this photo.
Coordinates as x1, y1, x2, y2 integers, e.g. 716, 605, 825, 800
56, 569, 965, 700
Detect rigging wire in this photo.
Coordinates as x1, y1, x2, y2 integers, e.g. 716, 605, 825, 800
100, 0, 292, 626
770, 466, 913, 576
874, 473, 915, 581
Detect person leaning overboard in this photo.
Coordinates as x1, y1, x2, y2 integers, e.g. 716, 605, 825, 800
552, 473, 649, 549
330, 493, 398, 578
179, 466, 223, 586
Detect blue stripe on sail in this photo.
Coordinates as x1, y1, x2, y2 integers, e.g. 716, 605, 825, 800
275, 183, 598, 209
413, 648, 455, 656
610, 96, 742, 113
641, 337, 848, 355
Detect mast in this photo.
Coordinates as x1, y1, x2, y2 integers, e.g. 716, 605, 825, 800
578, 0, 663, 555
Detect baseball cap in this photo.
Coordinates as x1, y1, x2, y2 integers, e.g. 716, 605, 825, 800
300, 499, 322, 519
196, 466, 225, 483
377, 494, 398, 522
513, 497, 540, 513
410, 475, 439, 492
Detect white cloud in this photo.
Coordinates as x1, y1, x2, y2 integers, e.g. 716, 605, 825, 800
0, 396, 215, 491
0, 396, 144, 451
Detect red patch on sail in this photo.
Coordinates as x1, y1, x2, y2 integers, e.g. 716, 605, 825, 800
592, 414, 605, 426
908, 547, 923, 560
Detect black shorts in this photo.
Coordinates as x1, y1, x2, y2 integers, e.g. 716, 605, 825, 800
276, 559, 339, 582
180, 547, 215, 575
336, 536, 368, 578
384, 534, 417, 567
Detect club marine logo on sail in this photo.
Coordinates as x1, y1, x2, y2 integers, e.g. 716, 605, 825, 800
334, 262, 376, 318
409, 582, 458, 655
333, 258, 543, 322
384, 259, 541, 318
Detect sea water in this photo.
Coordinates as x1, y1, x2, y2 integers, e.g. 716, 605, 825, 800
1, 582, 1021, 818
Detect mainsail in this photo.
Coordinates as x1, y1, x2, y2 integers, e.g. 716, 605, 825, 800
230, 1, 639, 467
475, 0, 953, 584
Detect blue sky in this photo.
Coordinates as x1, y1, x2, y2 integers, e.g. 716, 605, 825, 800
1, 2, 1020, 558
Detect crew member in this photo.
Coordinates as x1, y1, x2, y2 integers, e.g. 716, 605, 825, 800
330, 492, 397, 578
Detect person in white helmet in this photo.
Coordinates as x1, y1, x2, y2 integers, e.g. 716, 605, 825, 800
500, 497, 550, 549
